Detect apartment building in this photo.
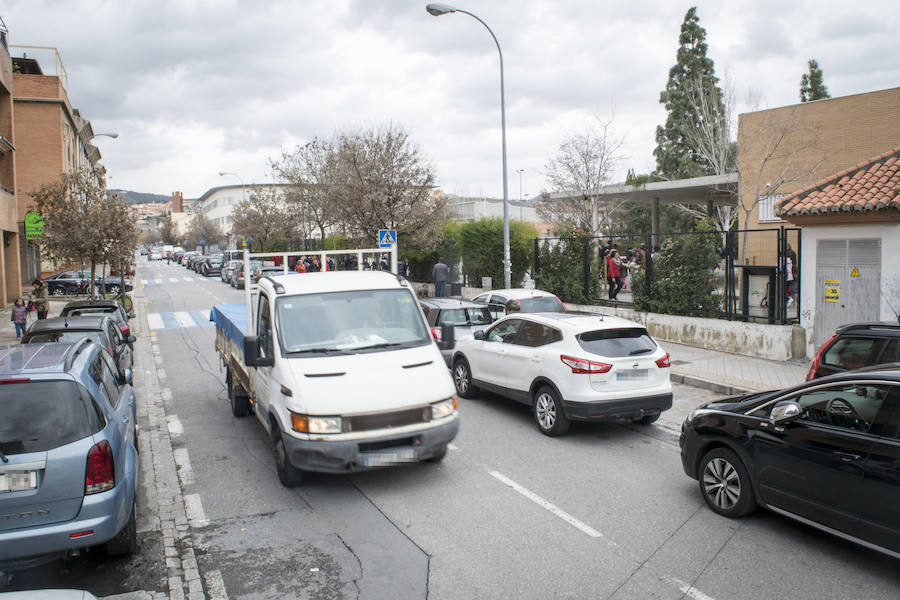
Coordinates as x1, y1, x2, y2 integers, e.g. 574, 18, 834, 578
0, 22, 21, 305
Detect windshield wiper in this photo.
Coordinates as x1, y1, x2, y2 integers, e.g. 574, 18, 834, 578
287, 347, 351, 355
629, 348, 654, 356
351, 342, 405, 351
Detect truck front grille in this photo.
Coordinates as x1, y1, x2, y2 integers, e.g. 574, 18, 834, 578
342, 407, 431, 433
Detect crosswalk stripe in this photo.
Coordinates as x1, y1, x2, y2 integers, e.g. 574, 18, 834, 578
160, 313, 180, 329
191, 309, 210, 325
148, 313, 164, 330
147, 310, 216, 331
173, 311, 196, 328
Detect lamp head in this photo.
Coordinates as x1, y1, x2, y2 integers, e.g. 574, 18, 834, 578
218, 172, 227, 176
426, 3, 457, 16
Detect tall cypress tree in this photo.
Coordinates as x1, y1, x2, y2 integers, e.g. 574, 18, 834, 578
653, 7, 725, 180
800, 59, 830, 102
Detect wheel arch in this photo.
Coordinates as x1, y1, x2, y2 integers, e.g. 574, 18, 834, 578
692, 437, 759, 496
529, 377, 564, 408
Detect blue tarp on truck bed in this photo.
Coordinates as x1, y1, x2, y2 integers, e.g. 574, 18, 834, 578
210, 304, 249, 347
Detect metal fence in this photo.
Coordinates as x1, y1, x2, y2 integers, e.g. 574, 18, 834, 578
533, 227, 802, 324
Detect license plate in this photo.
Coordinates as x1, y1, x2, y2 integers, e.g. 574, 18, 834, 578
0, 471, 38, 493
616, 369, 648, 381
361, 448, 416, 467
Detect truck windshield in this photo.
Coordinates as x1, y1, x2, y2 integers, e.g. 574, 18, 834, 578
276, 289, 430, 353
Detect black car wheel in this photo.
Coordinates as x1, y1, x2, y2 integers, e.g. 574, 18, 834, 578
107, 285, 121, 296
698, 448, 757, 518
50, 286, 67, 297
452, 357, 478, 399
533, 385, 570, 437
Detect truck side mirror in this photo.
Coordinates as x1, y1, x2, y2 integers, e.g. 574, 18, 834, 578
244, 335, 274, 368
437, 321, 455, 350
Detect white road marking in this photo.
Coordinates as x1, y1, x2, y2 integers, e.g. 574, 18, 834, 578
161, 388, 173, 402
173, 311, 196, 328
147, 313, 164, 330
184, 493, 209, 527
155, 354, 164, 365
173, 447, 195, 485
166, 415, 183, 435
448, 443, 459, 451
488, 470, 608, 541
168, 278, 179, 283
205, 569, 229, 600
668, 578, 717, 600
158, 368, 167, 379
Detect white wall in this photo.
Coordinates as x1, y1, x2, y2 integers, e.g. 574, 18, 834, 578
800, 222, 900, 356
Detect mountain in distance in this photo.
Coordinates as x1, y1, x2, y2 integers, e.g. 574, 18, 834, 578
110, 189, 171, 205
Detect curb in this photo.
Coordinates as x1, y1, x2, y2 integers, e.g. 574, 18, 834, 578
670, 371, 752, 396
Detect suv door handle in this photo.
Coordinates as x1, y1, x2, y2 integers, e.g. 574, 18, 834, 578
834, 451, 861, 462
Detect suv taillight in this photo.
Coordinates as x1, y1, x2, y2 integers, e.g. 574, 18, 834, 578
807, 333, 839, 380
655, 353, 671, 368
120, 323, 131, 337
85, 440, 115, 494
560, 354, 612, 374
431, 327, 442, 341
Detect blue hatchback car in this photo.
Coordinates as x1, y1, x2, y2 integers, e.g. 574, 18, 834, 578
0, 341, 138, 573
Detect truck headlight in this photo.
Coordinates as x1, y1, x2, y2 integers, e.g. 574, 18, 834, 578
308, 416, 342, 434
431, 397, 458, 420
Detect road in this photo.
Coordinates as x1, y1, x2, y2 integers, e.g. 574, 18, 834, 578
4, 257, 900, 599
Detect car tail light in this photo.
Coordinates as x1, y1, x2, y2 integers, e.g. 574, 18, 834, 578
807, 333, 838, 380
0, 378, 30, 384
120, 323, 131, 336
560, 354, 612, 374
430, 327, 442, 341
655, 353, 671, 368
85, 440, 115, 494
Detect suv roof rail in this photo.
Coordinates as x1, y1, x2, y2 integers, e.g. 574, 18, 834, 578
64, 338, 93, 371
835, 322, 900, 333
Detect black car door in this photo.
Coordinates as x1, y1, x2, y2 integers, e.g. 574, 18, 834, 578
750, 381, 885, 537
856, 383, 900, 554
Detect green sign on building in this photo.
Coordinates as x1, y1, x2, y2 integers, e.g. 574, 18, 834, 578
25, 211, 44, 240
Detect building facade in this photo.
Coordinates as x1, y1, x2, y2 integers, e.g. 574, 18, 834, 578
0, 23, 21, 305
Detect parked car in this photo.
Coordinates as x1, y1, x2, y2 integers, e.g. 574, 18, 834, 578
231, 260, 262, 289
22, 315, 135, 376
420, 298, 494, 366
451, 312, 672, 436
471, 288, 567, 320
679, 364, 900, 558
0, 342, 138, 573
198, 255, 223, 276
183, 252, 201, 269
60, 299, 135, 340
191, 256, 209, 273
807, 322, 900, 380
139, 248, 149, 256
149, 251, 163, 261
43, 270, 91, 296
221, 259, 241, 283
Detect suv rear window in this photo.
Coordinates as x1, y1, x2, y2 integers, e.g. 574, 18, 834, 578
577, 328, 657, 358
823, 337, 883, 370
437, 308, 493, 326
0, 381, 104, 455
508, 296, 565, 313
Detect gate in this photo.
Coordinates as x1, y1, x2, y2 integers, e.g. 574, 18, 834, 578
814, 238, 881, 348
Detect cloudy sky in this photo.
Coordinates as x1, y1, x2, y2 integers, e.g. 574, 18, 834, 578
4, 0, 898, 200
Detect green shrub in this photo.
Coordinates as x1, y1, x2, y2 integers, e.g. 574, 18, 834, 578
533, 226, 601, 304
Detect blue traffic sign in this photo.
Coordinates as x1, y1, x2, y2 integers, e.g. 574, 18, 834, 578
378, 229, 397, 248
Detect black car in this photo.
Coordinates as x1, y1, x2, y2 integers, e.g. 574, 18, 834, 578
419, 298, 493, 366
200, 255, 224, 276
807, 322, 900, 380
680, 365, 900, 558
43, 270, 133, 296
60, 299, 135, 339
22, 315, 135, 376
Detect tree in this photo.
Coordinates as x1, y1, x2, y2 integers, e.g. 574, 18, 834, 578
158, 214, 178, 245
185, 213, 224, 250
273, 138, 340, 248
800, 59, 830, 102
101, 193, 139, 299
654, 7, 725, 180
539, 117, 625, 237
457, 218, 537, 288
230, 186, 291, 252
332, 123, 447, 250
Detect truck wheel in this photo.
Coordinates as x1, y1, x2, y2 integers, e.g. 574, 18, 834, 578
273, 433, 303, 488
226, 368, 249, 417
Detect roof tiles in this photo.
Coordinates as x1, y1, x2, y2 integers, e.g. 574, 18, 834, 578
776, 147, 900, 217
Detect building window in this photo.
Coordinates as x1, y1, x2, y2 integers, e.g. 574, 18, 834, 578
757, 194, 784, 222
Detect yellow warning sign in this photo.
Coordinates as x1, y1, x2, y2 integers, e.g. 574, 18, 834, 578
824, 287, 839, 303
851, 267, 860, 277
824, 279, 839, 286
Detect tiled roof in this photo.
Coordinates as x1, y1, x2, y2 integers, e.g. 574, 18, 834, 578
776, 146, 900, 217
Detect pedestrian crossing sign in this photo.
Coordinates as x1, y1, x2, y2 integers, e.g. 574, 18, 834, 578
378, 229, 397, 248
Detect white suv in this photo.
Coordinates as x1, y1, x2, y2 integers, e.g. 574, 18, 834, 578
451, 312, 672, 436
471, 288, 566, 320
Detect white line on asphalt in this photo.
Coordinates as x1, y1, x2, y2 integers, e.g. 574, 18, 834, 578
184, 493, 209, 527
158, 368, 167, 379
147, 313, 164, 330
205, 569, 229, 600
488, 470, 609, 541
155, 354, 164, 365
448, 443, 459, 451
668, 578, 717, 600
161, 388, 173, 402
166, 415, 184, 435
173, 447, 195, 486
173, 311, 196, 328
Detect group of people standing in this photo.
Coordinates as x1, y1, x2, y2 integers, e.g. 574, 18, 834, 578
602, 242, 653, 300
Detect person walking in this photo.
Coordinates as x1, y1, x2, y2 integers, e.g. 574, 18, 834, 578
32, 279, 49, 320
607, 250, 623, 300
397, 258, 408, 278
379, 254, 390, 272
432, 258, 450, 298
11, 298, 27, 339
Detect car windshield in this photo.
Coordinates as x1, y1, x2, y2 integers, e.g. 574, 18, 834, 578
26, 331, 106, 346
577, 327, 657, 358
436, 307, 493, 326
512, 296, 565, 312
0, 381, 104, 454
276, 288, 430, 354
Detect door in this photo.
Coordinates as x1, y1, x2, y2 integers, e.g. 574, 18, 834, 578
470, 319, 522, 387
815, 238, 881, 349
857, 384, 900, 553
253, 293, 276, 427
503, 319, 550, 395
751, 382, 884, 536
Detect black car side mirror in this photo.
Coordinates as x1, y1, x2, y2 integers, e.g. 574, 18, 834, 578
244, 335, 274, 368
127, 335, 137, 344
473, 330, 485, 341
770, 401, 802, 425
128, 313, 136, 319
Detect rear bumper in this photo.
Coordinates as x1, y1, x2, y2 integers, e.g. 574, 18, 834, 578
283, 418, 459, 474
563, 392, 673, 421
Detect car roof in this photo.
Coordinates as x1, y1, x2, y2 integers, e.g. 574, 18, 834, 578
478, 288, 557, 300
0, 342, 94, 376
27, 315, 111, 333
62, 300, 121, 311
419, 298, 488, 309
835, 321, 900, 335
500, 311, 643, 332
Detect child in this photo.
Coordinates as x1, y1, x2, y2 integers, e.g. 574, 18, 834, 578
11, 298, 27, 339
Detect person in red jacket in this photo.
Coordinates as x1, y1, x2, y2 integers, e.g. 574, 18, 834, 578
607, 249, 623, 300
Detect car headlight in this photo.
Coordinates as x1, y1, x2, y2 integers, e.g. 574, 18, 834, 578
295, 415, 342, 434
431, 397, 458, 419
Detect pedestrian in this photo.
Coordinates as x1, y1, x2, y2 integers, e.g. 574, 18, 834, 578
398, 258, 409, 278
31, 279, 49, 320
785, 243, 798, 306
432, 258, 450, 298
295, 257, 306, 273
11, 298, 27, 339
379, 254, 390, 272
607, 250, 623, 300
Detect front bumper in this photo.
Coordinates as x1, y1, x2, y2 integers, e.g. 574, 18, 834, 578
563, 392, 673, 422
282, 418, 459, 474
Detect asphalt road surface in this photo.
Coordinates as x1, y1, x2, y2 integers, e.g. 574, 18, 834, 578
3, 257, 899, 599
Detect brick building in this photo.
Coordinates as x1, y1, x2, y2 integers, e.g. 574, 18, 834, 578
0, 23, 21, 305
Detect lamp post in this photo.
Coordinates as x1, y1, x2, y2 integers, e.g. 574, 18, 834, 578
516, 168, 524, 221
426, 3, 510, 289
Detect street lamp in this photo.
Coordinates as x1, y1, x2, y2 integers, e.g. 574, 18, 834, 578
90, 132, 119, 139
426, 3, 511, 289
516, 168, 524, 221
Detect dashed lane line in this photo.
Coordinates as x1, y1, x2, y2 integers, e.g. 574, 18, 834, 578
668, 577, 718, 600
